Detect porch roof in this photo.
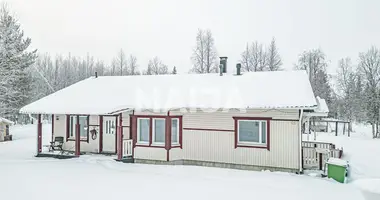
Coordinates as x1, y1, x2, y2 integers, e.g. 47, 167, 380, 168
20, 70, 317, 115
304, 96, 329, 117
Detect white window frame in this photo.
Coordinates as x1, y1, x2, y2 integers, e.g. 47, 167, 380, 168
171, 118, 180, 146
69, 115, 88, 139
237, 120, 267, 146
152, 118, 166, 145
137, 118, 150, 144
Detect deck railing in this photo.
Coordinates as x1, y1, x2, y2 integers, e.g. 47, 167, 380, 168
302, 141, 343, 171
123, 139, 133, 157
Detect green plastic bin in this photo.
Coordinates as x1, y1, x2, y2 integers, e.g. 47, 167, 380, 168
327, 158, 349, 183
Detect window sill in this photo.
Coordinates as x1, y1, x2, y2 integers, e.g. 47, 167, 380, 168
171, 144, 181, 148
236, 143, 268, 150
67, 138, 89, 143
135, 144, 165, 148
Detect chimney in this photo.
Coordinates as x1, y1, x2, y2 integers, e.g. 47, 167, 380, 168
219, 64, 223, 76
236, 63, 241, 75
95, 71, 98, 78
220, 57, 228, 73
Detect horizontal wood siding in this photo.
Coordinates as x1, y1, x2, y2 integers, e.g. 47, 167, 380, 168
134, 147, 166, 161
182, 120, 299, 170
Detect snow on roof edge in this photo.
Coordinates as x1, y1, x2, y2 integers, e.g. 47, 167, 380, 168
19, 70, 317, 115
0, 117, 14, 125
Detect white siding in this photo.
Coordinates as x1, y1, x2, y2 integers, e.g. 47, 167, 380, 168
129, 109, 300, 170
54, 115, 100, 153
0, 124, 5, 141
177, 120, 299, 170
134, 147, 166, 161
169, 148, 182, 161
89, 115, 99, 125
183, 109, 298, 130
166, 109, 300, 170
121, 111, 131, 139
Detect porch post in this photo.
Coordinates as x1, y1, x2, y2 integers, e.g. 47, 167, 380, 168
51, 114, 54, 142
165, 113, 171, 162
37, 114, 42, 154
99, 116, 103, 153
117, 113, 123, 160
75, 115, 80, 156
348, 122, 351, 137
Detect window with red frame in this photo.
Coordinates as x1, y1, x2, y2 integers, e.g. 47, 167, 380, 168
135, 116, 181, 147
234, 117, 270, 150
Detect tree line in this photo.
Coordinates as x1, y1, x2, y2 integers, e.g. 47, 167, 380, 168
1, 4, 380, 138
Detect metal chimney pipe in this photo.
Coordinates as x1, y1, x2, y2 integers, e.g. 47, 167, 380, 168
219, 57, 228, 73
236, 63, 241, 75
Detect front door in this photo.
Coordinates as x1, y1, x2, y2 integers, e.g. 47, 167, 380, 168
102, 116, 116, 153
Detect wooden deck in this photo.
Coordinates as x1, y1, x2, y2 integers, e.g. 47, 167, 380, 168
302, 141, 343, 171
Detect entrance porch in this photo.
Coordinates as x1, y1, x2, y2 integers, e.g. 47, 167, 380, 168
35, 113, 133, 160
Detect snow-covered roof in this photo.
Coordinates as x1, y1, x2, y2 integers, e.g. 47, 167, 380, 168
315, 96, 329, 114
0, 117, 14, 125
20, 70, 317, 115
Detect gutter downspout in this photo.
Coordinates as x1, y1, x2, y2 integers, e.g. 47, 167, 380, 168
299, 109, 304, 174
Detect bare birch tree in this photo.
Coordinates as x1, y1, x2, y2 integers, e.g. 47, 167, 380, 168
358, 46, 380, 138
336, 58, 356, 130
144, 57, 168, 75
114, 49, 127, 75
128, 54, 140, 75
190, 29, 218, 73
240, 43, 251, 72
295, 49, 333, 105
240, 41, 273, 72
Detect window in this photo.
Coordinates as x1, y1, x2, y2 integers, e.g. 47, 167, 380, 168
137, 118, 150, 144
69, 116, 89, 139
171, 118, 179, 145
133, 116, 182, 148
153, 119, 165, 144
237, 120, 267, 147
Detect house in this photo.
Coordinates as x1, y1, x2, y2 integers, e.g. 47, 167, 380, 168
20, 63, 319, 173
0, 117, 14, 141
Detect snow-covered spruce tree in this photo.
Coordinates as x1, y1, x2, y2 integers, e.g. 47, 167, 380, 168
266, 37, 282, 71
0, 4, 37, 121
171, 66, 177, 74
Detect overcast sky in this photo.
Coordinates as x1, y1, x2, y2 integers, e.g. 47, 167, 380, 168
6, 0, 380, 74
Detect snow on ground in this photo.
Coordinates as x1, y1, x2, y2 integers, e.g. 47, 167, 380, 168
0, 125, 368, 200
304, 123, 380, 181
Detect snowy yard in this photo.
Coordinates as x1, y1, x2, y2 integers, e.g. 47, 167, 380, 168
304, 124, 380, 181
0, 124, 374, 200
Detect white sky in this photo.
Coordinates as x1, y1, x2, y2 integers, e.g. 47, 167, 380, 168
6, 0, 380, 74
